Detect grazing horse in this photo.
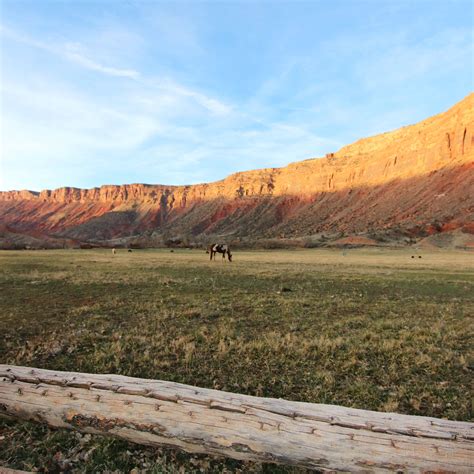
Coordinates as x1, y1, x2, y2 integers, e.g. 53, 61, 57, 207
207, 243, 232, 262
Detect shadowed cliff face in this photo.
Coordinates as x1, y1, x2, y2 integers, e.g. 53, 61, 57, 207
1, 94, 473, 246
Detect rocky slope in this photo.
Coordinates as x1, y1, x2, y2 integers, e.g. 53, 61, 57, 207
1, 94, 473, 248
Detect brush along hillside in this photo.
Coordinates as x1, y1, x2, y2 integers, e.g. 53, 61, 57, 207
0, 248, 473, 472
0, 94, 473, 249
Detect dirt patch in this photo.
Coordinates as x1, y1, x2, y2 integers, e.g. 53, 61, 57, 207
418, 230, 474, 250
328, 236, 379, 248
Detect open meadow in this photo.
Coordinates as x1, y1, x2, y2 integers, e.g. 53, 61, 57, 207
1, 248, 473, 472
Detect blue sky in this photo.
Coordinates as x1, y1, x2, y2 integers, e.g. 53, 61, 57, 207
0, 0, 472, 191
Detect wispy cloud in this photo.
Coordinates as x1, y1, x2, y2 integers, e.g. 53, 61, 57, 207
63, 43, 140, 79
1, 25, 140, 79
0, 0, 471, 191
1, 25, 231, 116
0, 24, 234, 189
175, 85, 232, 116
352, 28, 472, 90
143, 78, 232, 116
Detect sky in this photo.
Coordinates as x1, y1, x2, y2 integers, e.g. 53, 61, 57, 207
0, 0, 472, 191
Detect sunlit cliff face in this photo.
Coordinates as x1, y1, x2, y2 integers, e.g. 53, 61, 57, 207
0, 94, 473, 242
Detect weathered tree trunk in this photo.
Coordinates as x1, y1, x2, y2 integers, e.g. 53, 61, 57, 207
0, 365, 472, 472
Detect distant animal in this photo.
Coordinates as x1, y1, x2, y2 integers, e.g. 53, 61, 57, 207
207, 243, 232, 262
112, 248, 116, 255
128, 249, 132, 253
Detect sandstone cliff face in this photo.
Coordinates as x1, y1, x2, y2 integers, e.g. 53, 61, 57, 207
1, 94, 473, 244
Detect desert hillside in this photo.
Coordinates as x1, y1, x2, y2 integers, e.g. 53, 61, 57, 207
1, 94, 473, 248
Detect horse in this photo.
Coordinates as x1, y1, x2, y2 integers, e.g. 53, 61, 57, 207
207, 243, 232, 262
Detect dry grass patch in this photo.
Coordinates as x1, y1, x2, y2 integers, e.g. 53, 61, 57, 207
0, 248, 472, 472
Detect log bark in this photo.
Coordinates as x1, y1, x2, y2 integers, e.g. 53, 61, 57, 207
0, 365, 473, 472
0, 469, 33, 474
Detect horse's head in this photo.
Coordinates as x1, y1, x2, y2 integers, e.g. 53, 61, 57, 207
228, 251, 232, 262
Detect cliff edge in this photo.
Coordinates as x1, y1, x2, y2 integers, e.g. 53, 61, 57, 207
1, 94, 473, 248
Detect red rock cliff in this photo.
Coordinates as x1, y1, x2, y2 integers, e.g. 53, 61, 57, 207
1, 94, 473, 242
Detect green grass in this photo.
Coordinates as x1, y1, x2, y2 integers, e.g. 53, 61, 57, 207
1, 248, 473, 472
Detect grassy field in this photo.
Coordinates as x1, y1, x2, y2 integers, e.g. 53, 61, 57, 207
1, 248, 473, 472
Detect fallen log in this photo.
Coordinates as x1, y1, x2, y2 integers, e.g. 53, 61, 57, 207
0, 365, 472, 472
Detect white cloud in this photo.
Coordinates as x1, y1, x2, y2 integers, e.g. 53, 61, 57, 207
135, 119, 341, 187
63, 44, 140, 79
1, 25, 231, 116
319, 27, 472, 91
0, 24, 241, 190
1, 26, 140, 79
1, 24, 327, 190
2, 17, 469, 192
357, 30, 471, 89
142, 78, 232, 117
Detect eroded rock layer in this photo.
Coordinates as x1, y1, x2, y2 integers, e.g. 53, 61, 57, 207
1, 94, 473, 246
